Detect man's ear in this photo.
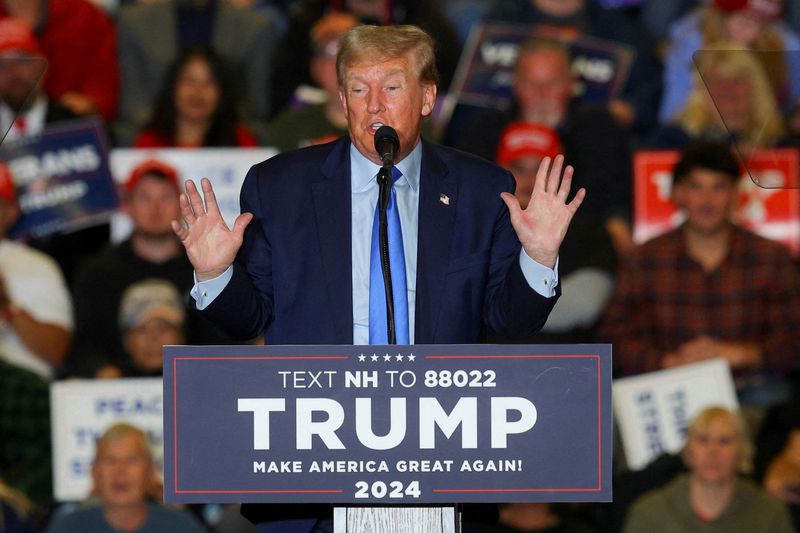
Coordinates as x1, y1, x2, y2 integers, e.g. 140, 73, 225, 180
421, 83, 437, 117
339, 89, 349, 119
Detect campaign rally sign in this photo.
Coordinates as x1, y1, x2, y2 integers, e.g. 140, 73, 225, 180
449, 22, 634, 111
109, 148, 276, 242
0, 118, 117, 239
50, 378, 163, 501
613, 359, 738, 471
633, 148, 800, 256
164, 344, 612, 504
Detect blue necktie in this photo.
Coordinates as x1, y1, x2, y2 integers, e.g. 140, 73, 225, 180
369, 166, 409, 344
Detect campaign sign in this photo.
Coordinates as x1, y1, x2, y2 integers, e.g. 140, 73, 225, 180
613, 359, 738, 471
164, 344, 612, 504
633, 148, 800, 256
50, 378, 163, 501
109, 148, 276, 243
0, 118, 117, 239
450, 22, 633, 111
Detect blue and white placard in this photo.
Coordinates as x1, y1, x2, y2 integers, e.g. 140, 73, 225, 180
613, 358, 739, 470
164, 344, 612, 504
50, 378, 163, 501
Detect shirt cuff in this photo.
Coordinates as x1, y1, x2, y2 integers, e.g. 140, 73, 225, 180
190, 266, 234, 310
519, 250, 559, 298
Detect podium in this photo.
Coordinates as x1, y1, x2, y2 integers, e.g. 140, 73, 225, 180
163, 344, 612, 531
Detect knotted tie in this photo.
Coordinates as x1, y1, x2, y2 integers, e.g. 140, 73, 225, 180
369, 166, 409, 344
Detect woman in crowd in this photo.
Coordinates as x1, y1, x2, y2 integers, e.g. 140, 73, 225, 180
622, 406, 793, 533
134, 47, 259, 148
659, 0, 800, 124
647, 44, 786, 152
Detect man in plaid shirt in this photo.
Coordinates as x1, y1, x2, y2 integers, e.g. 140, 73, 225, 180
598, 141, 800, 406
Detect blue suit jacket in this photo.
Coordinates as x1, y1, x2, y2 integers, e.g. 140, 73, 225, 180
201, 137, 558, 343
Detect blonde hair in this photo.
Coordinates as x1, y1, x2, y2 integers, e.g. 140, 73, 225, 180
679, 43, 785, 147
95, 423, 154, 464
683, 406, 753, 474
336, 24, 439, 87
701, 5, 787, 94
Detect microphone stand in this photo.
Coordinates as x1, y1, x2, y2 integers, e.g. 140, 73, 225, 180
377, 164, 396, 344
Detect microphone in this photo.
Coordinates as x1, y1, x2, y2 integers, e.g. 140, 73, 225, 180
374, 125, 400, 167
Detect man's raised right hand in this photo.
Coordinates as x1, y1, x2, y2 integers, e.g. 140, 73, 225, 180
171, 178, 253, 282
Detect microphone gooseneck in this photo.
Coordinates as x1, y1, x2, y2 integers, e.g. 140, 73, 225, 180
373, 125, 401, 344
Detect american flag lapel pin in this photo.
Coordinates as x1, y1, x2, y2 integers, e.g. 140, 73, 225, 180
439, 193, 450, 206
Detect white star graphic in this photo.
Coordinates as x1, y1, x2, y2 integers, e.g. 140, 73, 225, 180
395, 354, 403, 361
408, 353, 416, 361
371, 354, 379, 362
384, 354, 392, 362
358, 354, 366, 362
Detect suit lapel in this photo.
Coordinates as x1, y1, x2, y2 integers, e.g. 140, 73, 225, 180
312, 139, 354, 343
415, 142, 457, 343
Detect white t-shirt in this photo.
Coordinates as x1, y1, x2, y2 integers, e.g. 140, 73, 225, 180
0, 240, 73, 379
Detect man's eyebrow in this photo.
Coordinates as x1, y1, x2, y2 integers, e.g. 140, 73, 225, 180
346, 68, 407, 82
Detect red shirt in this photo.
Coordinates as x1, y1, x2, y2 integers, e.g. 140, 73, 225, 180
133, 125, 260, 148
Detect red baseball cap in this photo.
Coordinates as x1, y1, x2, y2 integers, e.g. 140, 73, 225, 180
0, 18, 42, 57
125, 159, 180, 193
496, 122, 562, 167
0, 162, 17, 203
714, 0, 782, 19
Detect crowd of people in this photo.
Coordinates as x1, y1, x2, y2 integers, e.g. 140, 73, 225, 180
2, 0, 800, 531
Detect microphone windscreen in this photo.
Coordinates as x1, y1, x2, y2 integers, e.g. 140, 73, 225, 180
374, 125, 399, 154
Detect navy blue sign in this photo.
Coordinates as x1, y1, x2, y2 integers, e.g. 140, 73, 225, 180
452, 22, 633, 110
164, 344, 612, 504
0, 118, 118, 239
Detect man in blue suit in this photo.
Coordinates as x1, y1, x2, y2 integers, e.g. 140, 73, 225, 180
173, 23, 584, 533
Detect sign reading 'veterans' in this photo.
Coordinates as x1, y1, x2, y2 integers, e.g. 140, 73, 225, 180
163, 344, 612, 504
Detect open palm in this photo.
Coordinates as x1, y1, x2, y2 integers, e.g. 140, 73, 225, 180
171, 178, 253, 281
501, 155, 585, 268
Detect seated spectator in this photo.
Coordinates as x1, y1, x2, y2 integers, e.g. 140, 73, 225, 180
483, 0, 663, 135
0, 359, 51, 509
115, 0, 278, 146
0, 17, 110, 285
96, 279, 186, 378
133, 47, 259, 148
488, 121, 615, 344
598, 142, 800, 407
266, 11, 357, 151
0, 0, 119, 121
622, 406, 793, 532
450, 37, 634, 257
647, 44, 787, 152
65, 158, 234, 378
0, 18, 76, 142
660, 0, 800, 124
0, 162, 72, 381
45, 423, 205, 533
